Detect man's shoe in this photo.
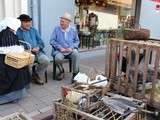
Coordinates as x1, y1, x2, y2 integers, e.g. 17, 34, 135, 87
32, 73, 44, 85
32, 73, 37, 82
72, 73, 78, 78
71, 73, 78, 83
57, 72, 65, 81
35, 79, 44, 85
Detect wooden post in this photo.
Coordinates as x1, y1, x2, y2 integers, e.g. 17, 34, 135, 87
133, 46, 140, 94
125, 44, 131, 94
142, 48, 150, 96
105, 39, 111, 77
117, 42, 123, 92
150, 48, 160, 105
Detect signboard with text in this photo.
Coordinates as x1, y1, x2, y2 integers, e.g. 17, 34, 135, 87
139, 0, 160, 39
150, 0, 160, 3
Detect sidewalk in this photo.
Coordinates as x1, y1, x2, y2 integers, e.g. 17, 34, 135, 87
0, 49, 106, 119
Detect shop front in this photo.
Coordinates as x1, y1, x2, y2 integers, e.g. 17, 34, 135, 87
74, 0, 140, 49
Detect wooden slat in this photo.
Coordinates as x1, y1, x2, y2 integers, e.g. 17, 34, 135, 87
110, 38, 160, 48
125, 44, 131, 94
105, 39, 111, 77
110, 41, 117, 78
142, 48, 150, 96
117, 42, 124, 93
133, 47, 140, 93
150, 48, 160, 105
54, 102, 103, 120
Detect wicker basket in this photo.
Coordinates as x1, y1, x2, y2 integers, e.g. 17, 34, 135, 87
5, 51, 34, 69
4, 40, 35, 69
123, 28, 150, 40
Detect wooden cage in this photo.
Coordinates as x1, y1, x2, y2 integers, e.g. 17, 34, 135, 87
61, 83, 104, 112
54, 93, 145, 120
105, 38, 160, 109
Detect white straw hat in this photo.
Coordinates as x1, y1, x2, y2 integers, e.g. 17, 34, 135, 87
60, 12, 72, 22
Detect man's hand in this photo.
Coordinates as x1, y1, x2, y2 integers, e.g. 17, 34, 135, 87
66, 48, 73, 52
60, 48, 73, 53
60, 48, 67, 53
32, 47, 40, 54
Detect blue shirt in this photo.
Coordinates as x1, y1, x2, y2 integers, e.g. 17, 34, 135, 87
50, 25, 79, 56
16, 27, 44, 51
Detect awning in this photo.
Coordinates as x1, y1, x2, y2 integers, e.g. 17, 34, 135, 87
75, 0, 132, 8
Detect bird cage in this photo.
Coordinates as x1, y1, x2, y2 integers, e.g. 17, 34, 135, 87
61, 83, 104, 112
54, 94, 145, 120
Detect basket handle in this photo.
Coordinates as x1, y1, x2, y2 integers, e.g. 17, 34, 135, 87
19, 40, 34, 65
19, 40, 32, 52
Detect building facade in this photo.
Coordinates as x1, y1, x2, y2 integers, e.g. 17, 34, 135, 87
139, 0, 160, 39
28, 0, 75, 58
1, 0, 160, 57
0, 0, 28, 20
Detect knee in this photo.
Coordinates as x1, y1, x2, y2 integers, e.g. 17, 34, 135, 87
73, 49, 79, 56
72, 50, 79, 59
39, 56, 50, 65
44, 57, 50, 65
54, 55, 64, 63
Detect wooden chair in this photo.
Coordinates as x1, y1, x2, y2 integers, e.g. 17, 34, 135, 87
53, 57, 72, 80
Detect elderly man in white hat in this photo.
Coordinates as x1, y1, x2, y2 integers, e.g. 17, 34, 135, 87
50, 12, 80, 82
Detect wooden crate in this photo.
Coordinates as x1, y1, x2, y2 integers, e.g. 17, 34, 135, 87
61, 83, 104, 112
105, 38, 160, 109
54, 94, 145, 120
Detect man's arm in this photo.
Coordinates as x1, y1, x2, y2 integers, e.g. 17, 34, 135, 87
16, 29, 24, 41
50, 27, 62, 50
35, 29, 44, 51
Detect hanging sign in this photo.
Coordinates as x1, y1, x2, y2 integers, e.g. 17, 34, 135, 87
149, 0, 160, 11
150, 0, 160, 3
156, 4, 160, 10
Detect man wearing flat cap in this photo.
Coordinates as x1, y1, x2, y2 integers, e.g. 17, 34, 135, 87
16, 14, 50, 85
50, 12, 80, 82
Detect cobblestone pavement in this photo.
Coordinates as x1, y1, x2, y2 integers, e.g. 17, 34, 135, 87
0, 49, 157, 120
0, 49, 106, 118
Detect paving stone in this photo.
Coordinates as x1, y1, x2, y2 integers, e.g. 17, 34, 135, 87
0, 105, 24, 117
18, 96, 47, 113
28, 110, 40, 118
39, 106, 52, 113
0, 103, 20, 112
32, 109, 53, 120
39, 94, 60, 106
28, 88, 53, 98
